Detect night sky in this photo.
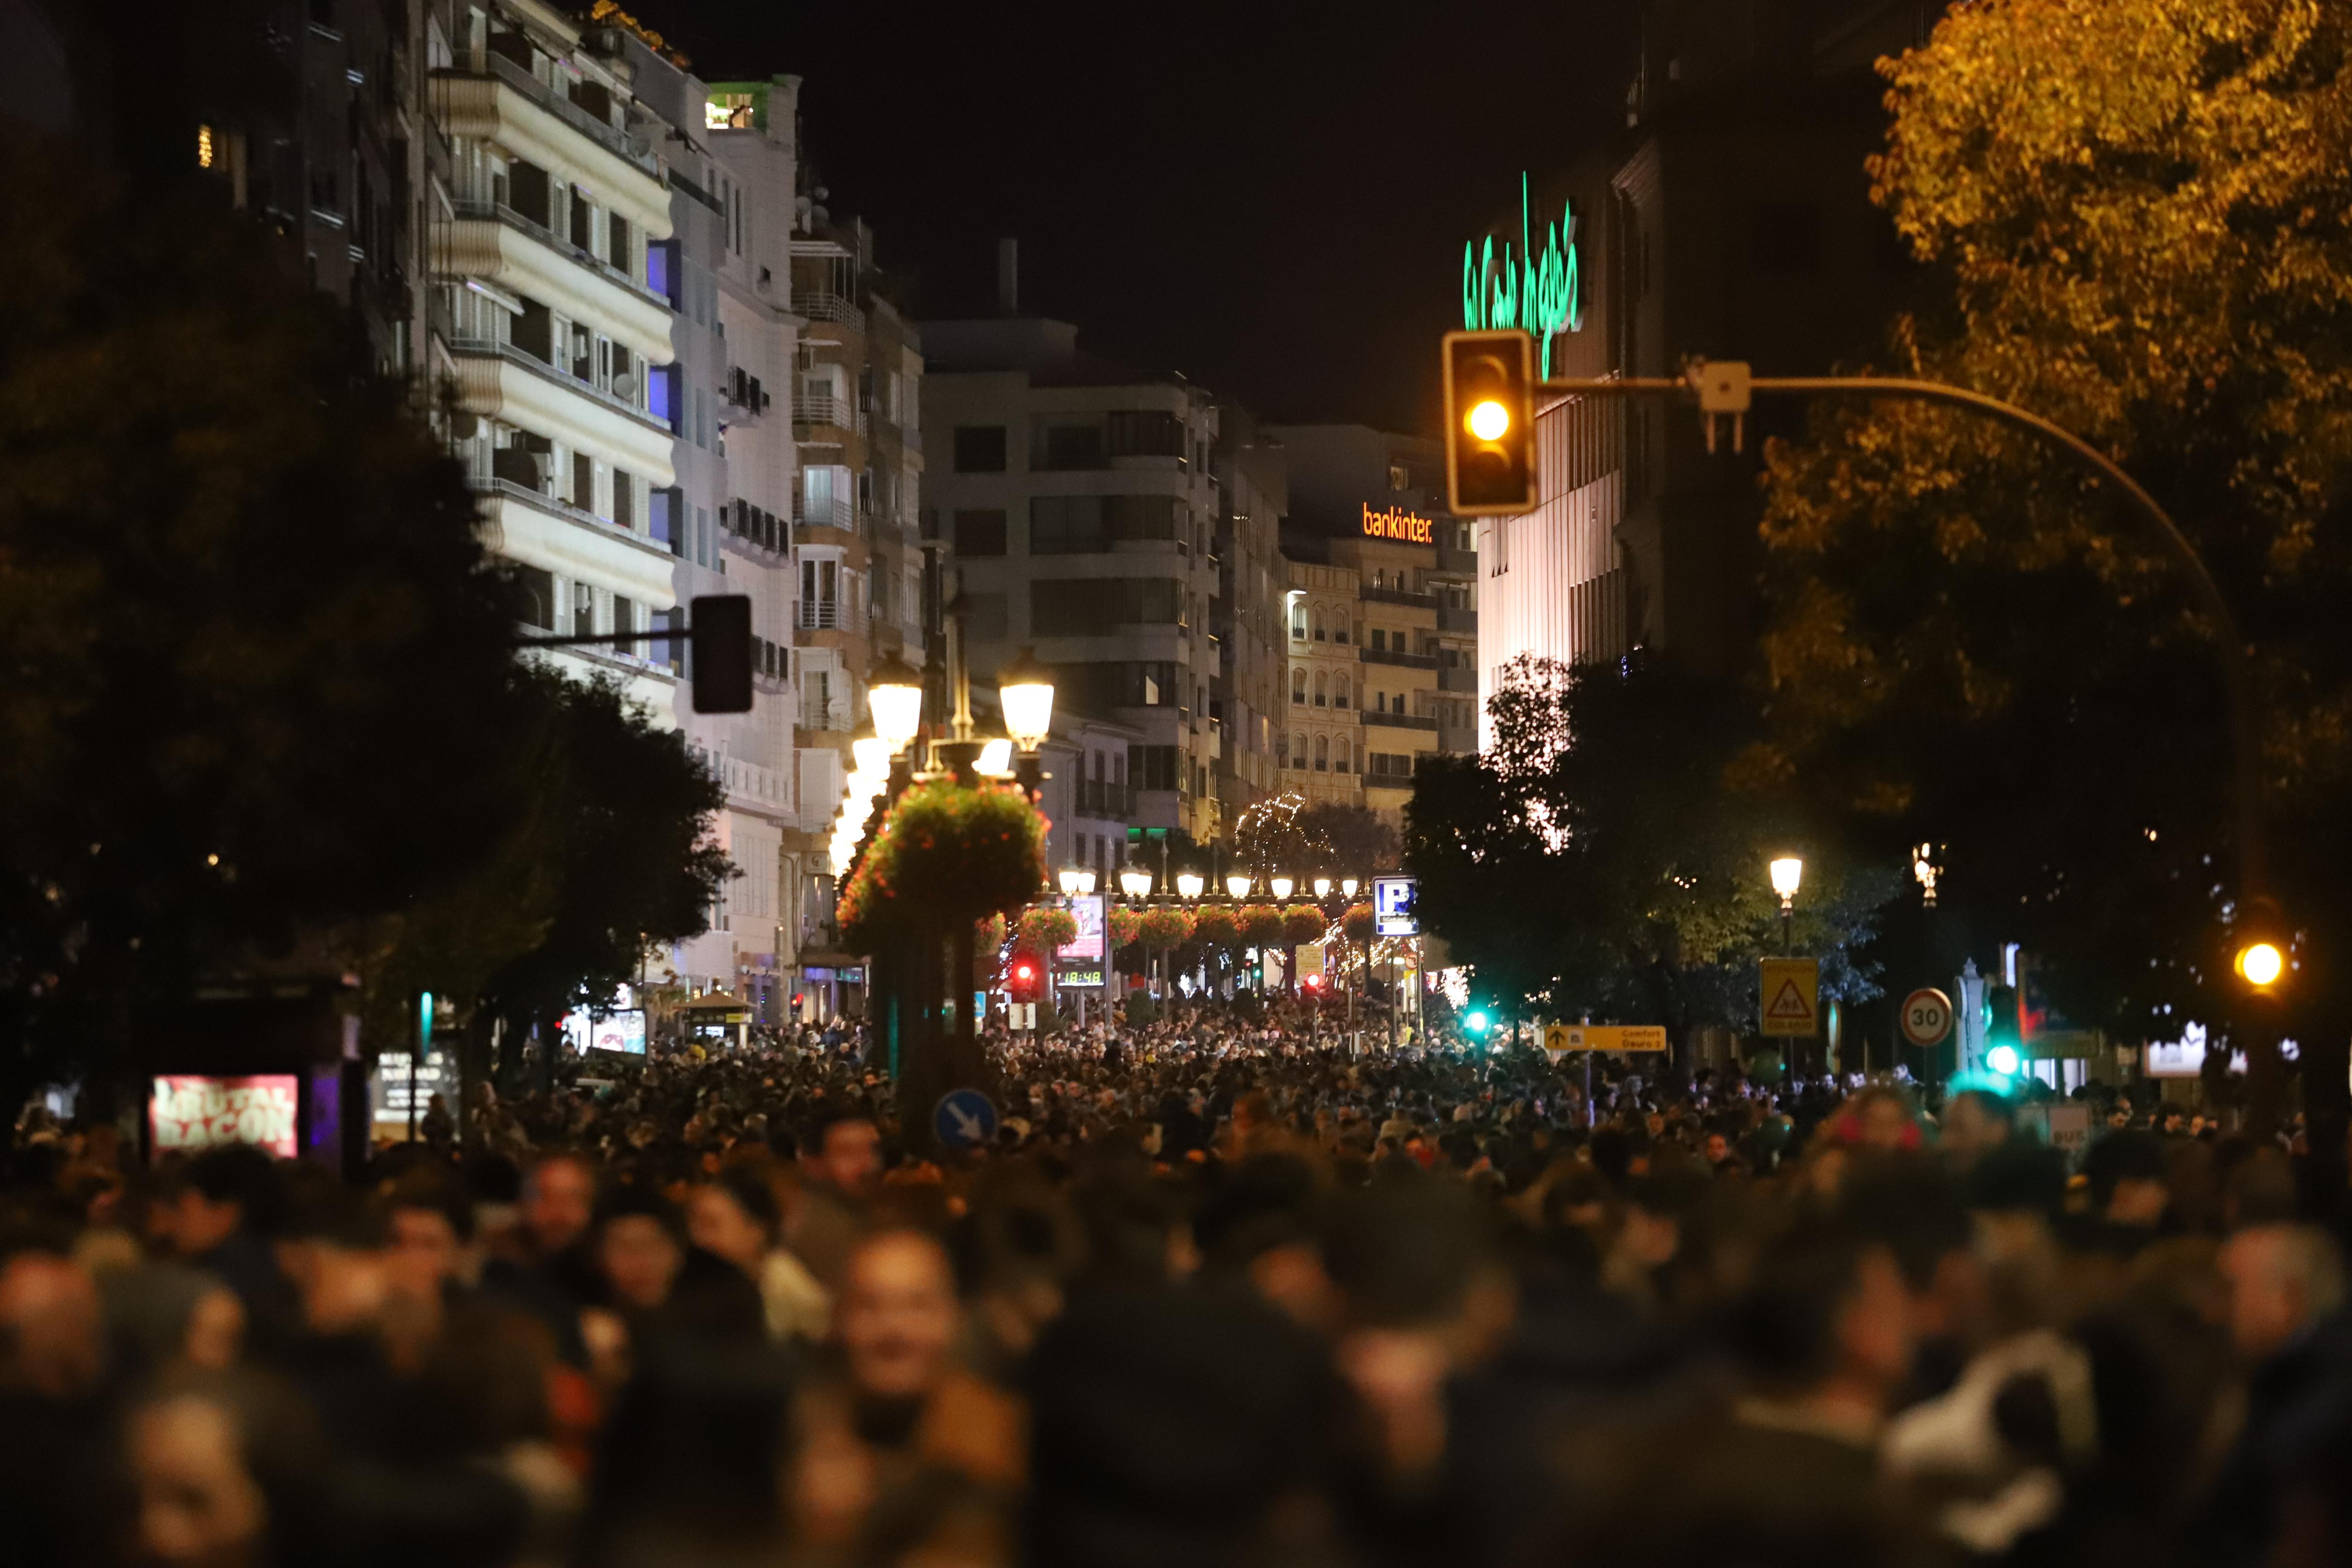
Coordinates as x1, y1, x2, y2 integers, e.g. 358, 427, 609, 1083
647, 0, 1642, 434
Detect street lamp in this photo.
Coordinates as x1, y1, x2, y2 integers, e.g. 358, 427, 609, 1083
1119, 868, 1153, 901
975, 737, 1013, 777
851, 722, 891, 778
1770, 855, 1803, 956
1313, 877, 1333, 898
1912, 843, 1939, 908
1176, 872, 1206, 901
1058, 867, 1087, 897
1226, 874, 1253, 901
1341, 878, 1359, 899
996, 646, 1057, 753
1270, 875, 1295, 900
868, 654, 924, 754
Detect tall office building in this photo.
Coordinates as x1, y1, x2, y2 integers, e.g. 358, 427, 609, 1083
920, 293, 1226, 844
1210, 406, 1289, 827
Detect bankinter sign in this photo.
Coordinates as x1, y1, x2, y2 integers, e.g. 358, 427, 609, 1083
1363, 504, 1434, 543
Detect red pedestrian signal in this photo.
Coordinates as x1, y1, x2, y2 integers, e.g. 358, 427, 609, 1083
1442, 330, 1537, 515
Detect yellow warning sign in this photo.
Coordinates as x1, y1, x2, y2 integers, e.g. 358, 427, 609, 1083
1758, 958, 1819, 1038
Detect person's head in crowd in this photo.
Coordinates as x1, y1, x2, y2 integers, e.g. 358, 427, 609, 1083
838, 1226, 960, 1405
381, 1168, 473, 1305
126, 1367, 325, 1568
812, 1111, 882, 1197
520, 1153, 597, 1258
0, 1246, 105, 1398
2085, 1129, 2171, 1226
2218, 1222, 2346, 1363
1940, 1089, 2015, 1166
102, 1262, 245, 1380
685, 1168, 779, 1278
166, 1146, 282, 1262
1725, 1221, 1913, 1427
597, 1190, 686, 1314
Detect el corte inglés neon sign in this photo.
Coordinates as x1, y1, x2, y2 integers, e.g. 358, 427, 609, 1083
1461, 172, 1583, 378
1363, 504, 1434, 544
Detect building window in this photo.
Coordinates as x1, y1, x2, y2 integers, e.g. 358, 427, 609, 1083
1312, 608, 1326, 641
1290, 604, 1306, 640
953, 509, 1006, 557
1291, 670, 1305, 705
1313, 673, 1327, 707
953, 425, 1007, 473
1370, 628, 1385, 652
1313, 736, 1329, 772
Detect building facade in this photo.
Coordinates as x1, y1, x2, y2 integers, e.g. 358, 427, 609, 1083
919, 309, 1223, 844
1476, 0, 1945, 742
1210, 406, 1288, 829
1280, 559, 1365, 810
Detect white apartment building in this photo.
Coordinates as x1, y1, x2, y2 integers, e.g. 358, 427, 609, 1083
608, 41, 803, 1017
431, 1, 680, 718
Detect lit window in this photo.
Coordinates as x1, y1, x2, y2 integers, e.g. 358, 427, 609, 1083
197, 125, 216, 169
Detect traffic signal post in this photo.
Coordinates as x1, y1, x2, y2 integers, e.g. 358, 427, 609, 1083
516, 593, 756, 714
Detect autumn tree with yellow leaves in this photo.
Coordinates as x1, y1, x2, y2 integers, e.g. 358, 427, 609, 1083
1755, 1, 2352, 1136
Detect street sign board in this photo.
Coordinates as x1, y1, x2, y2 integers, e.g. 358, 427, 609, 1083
933, 1089, 999, 1151
1900, 988, 1954, 1048
1759, 958, 1820, 1038
1372, 875, 1419, 936
1543, 1023, 1668, 1055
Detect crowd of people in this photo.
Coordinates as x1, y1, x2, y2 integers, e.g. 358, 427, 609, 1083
3, 1000, 2347, 1568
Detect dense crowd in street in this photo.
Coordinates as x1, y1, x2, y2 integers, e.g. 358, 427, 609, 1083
3, 1001, 2347, 1568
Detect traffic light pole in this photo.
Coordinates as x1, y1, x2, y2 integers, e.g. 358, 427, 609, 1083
1537, 365, 2266, 903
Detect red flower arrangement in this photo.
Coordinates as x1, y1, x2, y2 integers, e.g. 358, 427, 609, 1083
1016, 905, 1079, 956
1192, 905, 1242, 951
1281, 904, 1329, 946
1238, 904, 1286, 947
1138, 906, 1194, 951
1107, 905, 1143, 950
1341, 902, 1376, 943
836, 779, 1045, 952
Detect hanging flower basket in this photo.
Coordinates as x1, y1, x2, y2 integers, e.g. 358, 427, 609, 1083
975, 912, 1008, 953
1192, 905, 1242, 951
1017, 905, 1078, 957
1282, 904, 1328, 946
837, 779, 1046, 951
1341, 903, 1376, 944
1107, 905, 1143, 950
1139, 906, 1195, 951
1238, 904, 1286, 947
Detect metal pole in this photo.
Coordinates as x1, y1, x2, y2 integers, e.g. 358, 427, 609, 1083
1541, 366, 2265, 898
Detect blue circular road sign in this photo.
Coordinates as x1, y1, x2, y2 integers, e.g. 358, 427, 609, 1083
933, 1088, 999, 1151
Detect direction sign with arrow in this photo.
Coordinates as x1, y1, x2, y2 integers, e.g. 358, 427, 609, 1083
933, 1089, 1000, 1152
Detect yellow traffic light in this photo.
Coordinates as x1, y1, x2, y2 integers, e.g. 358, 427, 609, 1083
2236, 941, 2284, 988
1442, 329, 1536, 516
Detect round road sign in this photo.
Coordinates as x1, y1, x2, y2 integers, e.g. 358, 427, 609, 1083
1900, 987, 1954, 1048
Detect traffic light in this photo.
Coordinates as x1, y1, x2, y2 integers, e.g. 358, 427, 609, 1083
690, 594, 753, 713
1442, 330, 1536, 515
1007, 959, 1040, 1003
1984, 984, 2022, 1077
1464, 1007, 1492, 1038
2231, 895, 2290, 995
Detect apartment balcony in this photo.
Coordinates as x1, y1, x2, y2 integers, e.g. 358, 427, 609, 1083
692, 747, 792, 814
441, 202, 673, 365
451, 339, 675, 483
474, 478, 678, 611
793, 291, 867, 336
1438, 665, 1479, 693
797, 700, 858, 738
1360, 584, 1438, 609
433, 61, 669, 239
1433, 544, 1479, 578
793, 394, 866, 440
797, 598, 869, 635
1437, 605, 1479, 634
1439, 723, 1481, 756
1361, 646, 1439, 671
1360, 710, 1440, 733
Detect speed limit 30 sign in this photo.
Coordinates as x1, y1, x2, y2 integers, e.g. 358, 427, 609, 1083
1900, 987, 1954, 1048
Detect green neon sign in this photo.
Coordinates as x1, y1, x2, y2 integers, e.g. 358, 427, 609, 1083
1461, 173, 1583, 378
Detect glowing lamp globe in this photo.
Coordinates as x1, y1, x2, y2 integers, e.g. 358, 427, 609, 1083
975, 738, 1013, 777
996, 645, 1057, 752
1270, 875, 1295, 899
867, 654, 924, 752
1176, 872, 1205, 900
1119, 869, 1153, 899
1770, 856, 1804, 901
1226, 874, 1252, 900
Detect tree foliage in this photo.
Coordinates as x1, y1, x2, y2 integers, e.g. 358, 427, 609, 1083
1752, 0, 2352, 1038
1408, 657, 1893, 1058
0, 147, 522, 1109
